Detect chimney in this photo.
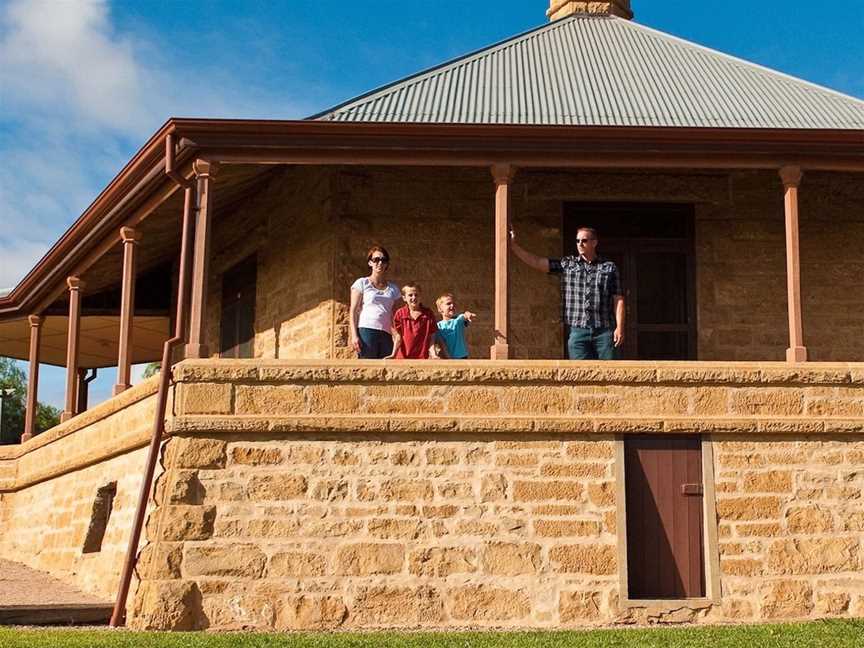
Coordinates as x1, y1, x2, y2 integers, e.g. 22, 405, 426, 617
547, 0, 633, 20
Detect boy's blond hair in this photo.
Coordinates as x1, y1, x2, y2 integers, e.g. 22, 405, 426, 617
401, 282, 421, 296
436, 293, 454, 310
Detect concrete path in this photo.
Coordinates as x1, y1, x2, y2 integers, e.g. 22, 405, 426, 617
0, 559, 111, 625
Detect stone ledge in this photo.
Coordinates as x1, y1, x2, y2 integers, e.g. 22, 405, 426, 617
0, 375, 161, 461
166, 415, 862, 436
171, 359, 864, 387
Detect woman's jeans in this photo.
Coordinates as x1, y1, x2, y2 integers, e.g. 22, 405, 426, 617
567, 326, 617, 360
358, 327, 394, 359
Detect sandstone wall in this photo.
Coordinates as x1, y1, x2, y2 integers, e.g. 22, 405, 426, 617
206, 166, 337, 360
203, 167, 864, 362
128, 359, 864, 630
0, 379, 163, 605
712, 436, 864, 621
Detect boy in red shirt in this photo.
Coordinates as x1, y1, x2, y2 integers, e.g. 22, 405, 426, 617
387, 283, 442, 359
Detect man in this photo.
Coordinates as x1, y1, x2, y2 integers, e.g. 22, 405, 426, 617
510, 226, 625, 360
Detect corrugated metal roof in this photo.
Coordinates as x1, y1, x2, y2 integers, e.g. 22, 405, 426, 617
311, 15, 864, 129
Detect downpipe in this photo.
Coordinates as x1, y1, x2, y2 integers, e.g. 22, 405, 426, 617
110, 134, 195, 627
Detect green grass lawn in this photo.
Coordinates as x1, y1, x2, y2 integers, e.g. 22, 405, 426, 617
0, 620, 862, 648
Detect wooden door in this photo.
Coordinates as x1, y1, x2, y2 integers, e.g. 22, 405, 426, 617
625, 436, 705, 599
563, 203, 697, 360
220, 255, 257, 358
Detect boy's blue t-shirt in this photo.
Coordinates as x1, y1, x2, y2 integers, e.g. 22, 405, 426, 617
437, 314, 469, 358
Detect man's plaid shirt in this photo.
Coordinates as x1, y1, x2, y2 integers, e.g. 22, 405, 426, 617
548, 255, 621, 329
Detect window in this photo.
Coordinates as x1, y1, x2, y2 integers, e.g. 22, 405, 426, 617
220, 256, 257, 358
82, 482, 117, 554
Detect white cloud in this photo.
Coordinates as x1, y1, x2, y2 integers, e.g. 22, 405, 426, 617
0, 0, 303, 291
0, 0, 148, 132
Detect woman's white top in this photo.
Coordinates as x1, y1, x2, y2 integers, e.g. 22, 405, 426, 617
351, 277, 401, 332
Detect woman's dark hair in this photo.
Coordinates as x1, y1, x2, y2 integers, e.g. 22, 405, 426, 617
366, 245, 390, 262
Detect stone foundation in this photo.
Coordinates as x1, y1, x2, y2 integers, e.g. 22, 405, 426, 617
2, 359, 862, 630
134, 359, 864, 630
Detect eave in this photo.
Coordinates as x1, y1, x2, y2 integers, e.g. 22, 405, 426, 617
1, 118, 863, 321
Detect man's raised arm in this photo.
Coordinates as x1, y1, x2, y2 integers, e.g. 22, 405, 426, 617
509, 229, 550, 273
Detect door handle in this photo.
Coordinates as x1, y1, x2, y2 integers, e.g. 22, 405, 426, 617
681, 483, 703, 496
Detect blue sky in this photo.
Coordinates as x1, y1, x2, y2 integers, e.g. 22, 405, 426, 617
1, 0, 863, 409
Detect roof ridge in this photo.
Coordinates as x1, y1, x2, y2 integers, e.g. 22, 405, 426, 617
308, 15, 600, 120
616, 17, 864, 108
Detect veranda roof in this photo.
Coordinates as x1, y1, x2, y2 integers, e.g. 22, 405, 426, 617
312, 14, 864, 129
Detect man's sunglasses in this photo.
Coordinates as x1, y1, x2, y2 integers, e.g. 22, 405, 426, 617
370, 257, 389, 264
576, 239, 595, 244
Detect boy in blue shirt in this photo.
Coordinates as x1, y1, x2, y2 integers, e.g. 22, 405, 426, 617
435, 293, 476, 359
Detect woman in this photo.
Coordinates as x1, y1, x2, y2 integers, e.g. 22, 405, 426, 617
349, 246, 401, 359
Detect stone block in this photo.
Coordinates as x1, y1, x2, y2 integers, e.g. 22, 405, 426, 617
390, 449, 418, 465
549, 544, 616, 575
481, 542, 541, 576
565, 440, 615, 460
180, 382, 232, 415
310, 479, 349, 502
266, 551, 327, 578
541, 463, 607, 478
760, 580, 813, 619
426, 447, 459, 465
352, 586, 444, 625
246, 474, 308, 500
534, 520, 601, 537
164, 437, 227, 469
716, 496, 783, 521
587, 482, 615, 507
380, 478, 434, 501
276, 596, 347, 630
284, 446, 325, 464
136, 542, 183, 580
785, 505, 834, 534
743, 471, 793, 493
160, 469, 203, 505
184, 543, 266, 578
513, 480, 582, 502
156, 505, 216, 542
480, 474, 508, 502
448, 585, 531, 622
234, 385, 306, 415
815, 592, 851, 616
446, 388, 501, 414
722, 558, 761, 577
130, 580, 201, 630
368, 518, 423, 540
767, 537, 859, 575
336, 543, 404, 575
502, 387, 572, 414
409, 547, 478, 577
495, 453, 538, 467
229, 446, 282, 465
308, 385, 362, 413
736, 522, 783, 537
559, 591, 602, 622
729, 389, 804, 416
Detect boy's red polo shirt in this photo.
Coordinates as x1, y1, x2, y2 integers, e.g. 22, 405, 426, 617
393, 305, 438, 359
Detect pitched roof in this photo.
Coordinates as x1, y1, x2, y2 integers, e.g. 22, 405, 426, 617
311, 15, 864, 129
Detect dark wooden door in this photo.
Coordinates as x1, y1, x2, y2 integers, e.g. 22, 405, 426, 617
563, 203, 697, 360
625, 436, 705, 599
220, 255, 257, 358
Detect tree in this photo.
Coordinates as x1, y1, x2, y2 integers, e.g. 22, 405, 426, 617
142, 362, 160, 379
0, 357, 61, 443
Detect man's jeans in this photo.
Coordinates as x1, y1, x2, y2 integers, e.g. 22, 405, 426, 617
567, 326, 617, 360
